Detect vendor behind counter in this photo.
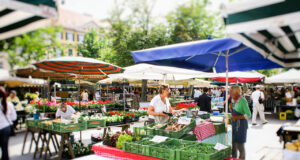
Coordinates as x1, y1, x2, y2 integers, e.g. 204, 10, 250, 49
56, 103, 76, 119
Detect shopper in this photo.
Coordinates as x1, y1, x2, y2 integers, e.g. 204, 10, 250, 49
0, 87, 17, 160
230, 85, 251, 160
251, 85, 268, 125
197, 87, 211, 113
56, 103, 76, 119
6, 91, 21, 136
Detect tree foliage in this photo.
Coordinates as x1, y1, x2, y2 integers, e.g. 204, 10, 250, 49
3, 27, 62, 68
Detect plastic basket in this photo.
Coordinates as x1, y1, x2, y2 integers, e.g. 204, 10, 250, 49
123, 138, 157, 156
180, 133, 198, 141
177, 143, 231, 160
163, 120, 196, 139
199, 114, 210, 119
52, 121, 87, 133
133, 123, 166, 136
86, 119, 106, 128
280, 112, 287, 120
213, 123, 225, 135
25, 119, 46, 128
148, 139, 198, 160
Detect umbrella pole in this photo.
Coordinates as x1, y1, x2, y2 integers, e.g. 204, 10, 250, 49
78, 75, 81, 109
123, 79, 125, 111
225, 50, 229, 123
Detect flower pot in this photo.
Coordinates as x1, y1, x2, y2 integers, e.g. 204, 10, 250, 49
33, 113, 40, 120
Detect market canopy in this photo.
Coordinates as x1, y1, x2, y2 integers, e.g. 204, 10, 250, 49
132, 38, 282, 73
0, 69, 46, 87
224, 0, 300, 67
0, 0, 57, 40
210, 71, 265, 83
108, 63, 212, 81
265, 68, 300, 84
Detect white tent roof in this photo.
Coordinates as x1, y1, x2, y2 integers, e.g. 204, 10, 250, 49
265, 69, 300, 84
108, 63, 212, 81
0, 69, 46, 87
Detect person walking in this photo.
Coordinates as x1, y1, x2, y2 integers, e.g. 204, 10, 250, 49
251, 85, 268, 125
230, 85, 251, 160
0, 87, 17, 160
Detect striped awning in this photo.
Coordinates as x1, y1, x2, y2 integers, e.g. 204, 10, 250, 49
34, 56, 124, 76
0, 0, 57, 40
224, 0, 300, 67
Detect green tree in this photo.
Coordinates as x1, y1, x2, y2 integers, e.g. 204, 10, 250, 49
77, 29, 105, 59
3, 27, 62, 68
167, 0, 225, 43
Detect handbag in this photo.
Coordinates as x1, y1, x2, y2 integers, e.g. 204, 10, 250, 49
258, 92, 264, 104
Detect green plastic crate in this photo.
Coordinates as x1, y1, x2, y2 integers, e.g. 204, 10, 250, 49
86, 119, 106, 128
133, 123, 166, 136
199, 114, 210, 119
123, 138, 157, 156
163, 120, 196, 139
180, 133, 198, 141
25, 119, 46, 128
177, 143, 231, 160
213, 123, 225, 135
148, 139, 198, 160
52, 121, 87, 133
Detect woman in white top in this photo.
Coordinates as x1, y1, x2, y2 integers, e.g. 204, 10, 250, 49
56, 103, 76, 119
148, 85, 185, 123
0, 87, 17, 160
82, 90, 89, 101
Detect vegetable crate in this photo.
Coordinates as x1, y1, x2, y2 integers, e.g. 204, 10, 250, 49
177, 143, 231, 160
180, 133, 198, 141
133, 123, 166, 136
25, 119, 46, 128
148, 139, 198, 160
86, 119, 106, 128
123, 139, 155, 156
53, 122, 87, 133
213, 123, 225, 135
41, 122, 53, 130
199, 114, 210, 119
163, 120, 196, 139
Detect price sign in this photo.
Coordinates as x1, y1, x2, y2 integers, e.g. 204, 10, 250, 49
178, 117, 191, 125
214, 143, 227, 151
150, 136, 168, 143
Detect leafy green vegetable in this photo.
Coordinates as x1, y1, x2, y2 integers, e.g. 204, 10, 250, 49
116, 134, 133, 149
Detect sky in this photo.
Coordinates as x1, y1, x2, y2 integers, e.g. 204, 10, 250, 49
60, 0, 224, 22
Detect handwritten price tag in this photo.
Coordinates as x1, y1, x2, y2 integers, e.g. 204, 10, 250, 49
178, 117, 191, 125
150, 136, 168, 143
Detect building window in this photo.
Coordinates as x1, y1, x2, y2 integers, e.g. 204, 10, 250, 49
78, 34, 84, 43
56, 32, 63, 40
66, 32, 74, 41
56, 49, 62, 57
68, 49, 73, 56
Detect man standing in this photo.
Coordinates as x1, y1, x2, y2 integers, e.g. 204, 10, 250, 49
197, 87, 211, 113
251, 85, 268, 125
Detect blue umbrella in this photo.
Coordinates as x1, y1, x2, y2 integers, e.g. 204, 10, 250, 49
131, 38, 282, 115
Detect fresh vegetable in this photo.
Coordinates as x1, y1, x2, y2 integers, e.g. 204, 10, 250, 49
165, 123, 186, 131
182, 143, 217, 154
116, 134, 133, 149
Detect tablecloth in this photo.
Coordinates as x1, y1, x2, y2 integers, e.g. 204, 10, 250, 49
92, 145, 163, 160
193, 122, 215, 141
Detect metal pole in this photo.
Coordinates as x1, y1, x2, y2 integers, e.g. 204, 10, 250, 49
123, 79, 126, 111
225, 50, 229, 123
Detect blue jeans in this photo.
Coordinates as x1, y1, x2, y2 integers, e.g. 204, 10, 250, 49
0, 126, 11, 160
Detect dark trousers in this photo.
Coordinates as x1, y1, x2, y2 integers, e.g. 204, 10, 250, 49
232, 142, 245, 160
0, 126, 11, 160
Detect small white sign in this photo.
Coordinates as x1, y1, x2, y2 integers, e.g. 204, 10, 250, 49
150, 136, 168, 143
178, 117, 191, 125
214, 143, 227, 151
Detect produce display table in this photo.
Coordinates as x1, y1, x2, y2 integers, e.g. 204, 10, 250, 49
193, 122, 215, 141
202, 131, 232, 146
22, 126, 40, 155
92, 145, 163, 160
277, 105, 300, 116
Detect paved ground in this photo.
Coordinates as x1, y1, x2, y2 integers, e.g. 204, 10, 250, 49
7, 114, 298, 160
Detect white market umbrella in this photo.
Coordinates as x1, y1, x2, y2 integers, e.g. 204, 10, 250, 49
265, 68, 300, 84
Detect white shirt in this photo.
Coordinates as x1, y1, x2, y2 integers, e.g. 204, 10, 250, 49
83, 92, 89, 101
251, 90, 264, 103
194, 90, 201, 98
0, 102, 17, 130
56, 105, 76, 119
150, 95, 170, 123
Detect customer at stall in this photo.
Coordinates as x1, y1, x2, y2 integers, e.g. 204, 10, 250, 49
6, 90, 22, 136
230, 85, 251, 160
251, 85, 268, 125
56, 103, 76, 119
82, 89, 89, 101
197, 87, 211, 113
0, 87, 17, 160
148, 85, 185, 123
